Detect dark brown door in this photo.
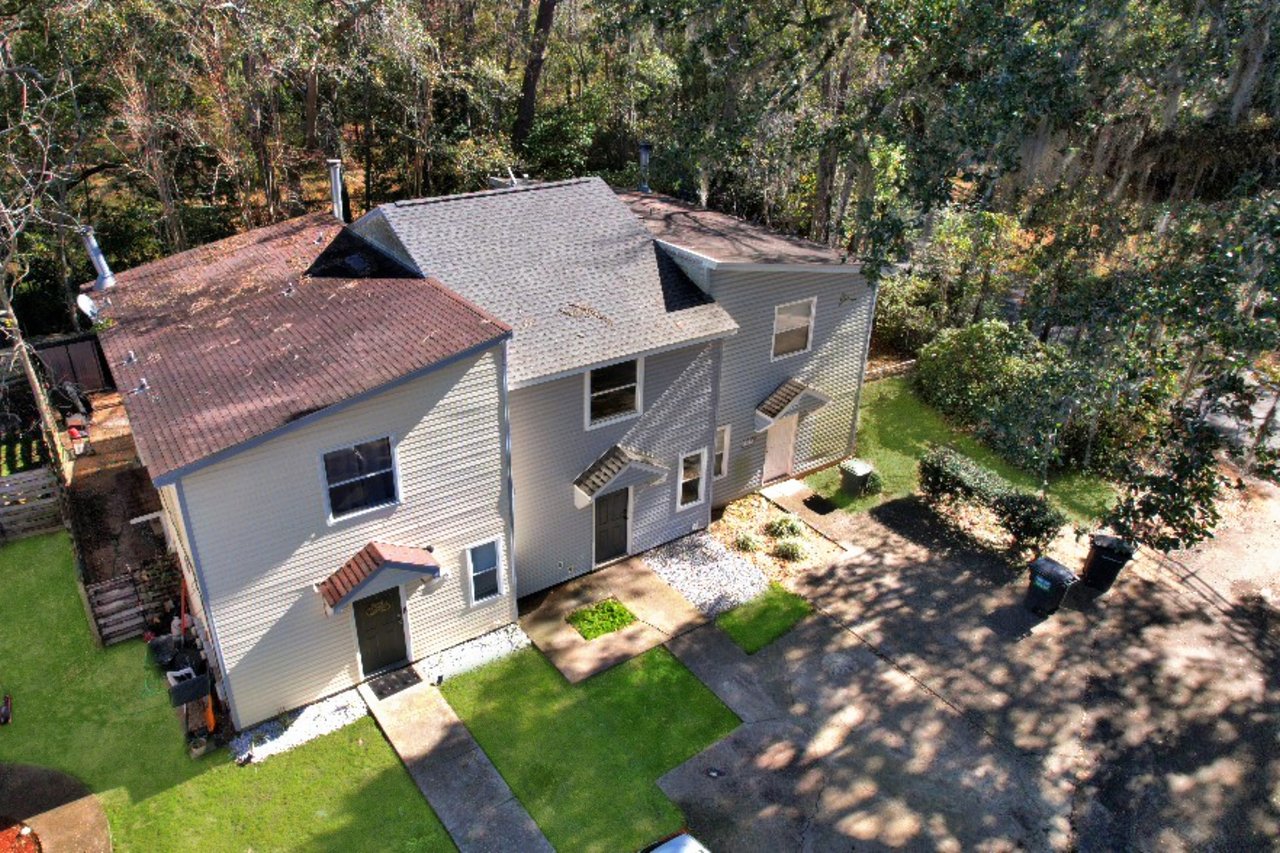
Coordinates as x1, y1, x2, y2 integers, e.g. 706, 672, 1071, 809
595, 489, 629, 564
353, 587, 407, 676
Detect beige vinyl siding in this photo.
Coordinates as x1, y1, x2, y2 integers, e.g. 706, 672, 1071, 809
178, 346, 513, 729
157, 484, 217, 676
708, 267, 875, 504
510, 342, 719, 595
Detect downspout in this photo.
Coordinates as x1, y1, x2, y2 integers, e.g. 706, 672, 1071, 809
497, 338, 519, 605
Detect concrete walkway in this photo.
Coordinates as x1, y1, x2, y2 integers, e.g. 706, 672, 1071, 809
0, 764, 111, 853
520, 557, 706, 682
358, 670, 552, 853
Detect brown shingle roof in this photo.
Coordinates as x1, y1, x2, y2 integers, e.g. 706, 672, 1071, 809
318, 541, 440, 610
616, 190, 851, 266
95, 213, 509, 480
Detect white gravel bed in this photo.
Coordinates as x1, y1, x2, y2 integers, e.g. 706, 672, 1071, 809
646, 531, 769, 616
416, 623, 531, 684
227, 625, 530, 765
229, 687, 366, 765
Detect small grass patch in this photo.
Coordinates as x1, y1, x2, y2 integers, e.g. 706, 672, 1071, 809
716, 583, 813, 654
441, 647, 739, 852
566, 597, 636, 640
0, 532, 453, 851
806, 377, 1116, 523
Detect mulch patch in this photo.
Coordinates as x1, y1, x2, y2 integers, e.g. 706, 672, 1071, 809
0, 819, 39, 850
0, 817, 40, 853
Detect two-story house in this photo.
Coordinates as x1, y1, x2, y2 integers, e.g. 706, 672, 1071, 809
94, 176, 875, 730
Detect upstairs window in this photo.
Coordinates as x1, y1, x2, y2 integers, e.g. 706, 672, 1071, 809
467, 539, 502, 604
585, 359, 642, 427
772, 298, 816, 359
677, 449, 707, 509
713, 425, 730, 479
323, 437, 397, 519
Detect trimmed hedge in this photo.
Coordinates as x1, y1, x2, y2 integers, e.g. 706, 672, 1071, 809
918, 446, 1066, 553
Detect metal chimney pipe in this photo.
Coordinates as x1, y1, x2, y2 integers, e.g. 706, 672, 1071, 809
638, 142, 652, 194
80, 227, 116, 291
326, 159, 345, 222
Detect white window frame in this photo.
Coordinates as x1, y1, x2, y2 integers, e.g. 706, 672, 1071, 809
320, 435, 401, 524
713, 425, 731, 479
463, 536, 506, 607
583, 356, 645, 431
770, 297, 817, 361
675, 447, 708, 511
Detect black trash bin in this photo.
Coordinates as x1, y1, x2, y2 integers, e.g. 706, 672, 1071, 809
1025, 557, 1077, 617
1080, 534, 1135, 592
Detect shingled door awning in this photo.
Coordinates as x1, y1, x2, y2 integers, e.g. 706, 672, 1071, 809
573, 445, 668, 508
754, 379, 833, 432
317, 541, 440, 614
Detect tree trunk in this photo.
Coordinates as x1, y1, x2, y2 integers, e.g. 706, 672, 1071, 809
512, 0, 558, 153
810, 64, 850, 244
303, 65, 319, 149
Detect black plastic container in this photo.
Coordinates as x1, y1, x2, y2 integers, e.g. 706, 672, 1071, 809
1026, 557, 1077, 617
1080, 535, 1136, 592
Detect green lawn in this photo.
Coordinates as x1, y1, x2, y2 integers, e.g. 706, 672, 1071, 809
807, 377, 1115, 523
716, 583, 812, 654
566, 598, 636, 640
441, 646, 739, 852
0, 532, 453, 852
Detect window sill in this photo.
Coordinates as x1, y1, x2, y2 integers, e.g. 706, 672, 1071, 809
467, 592, 504, 609
326, 499, 400, 526
584, 410, 641, 431
770, 346, 812, 363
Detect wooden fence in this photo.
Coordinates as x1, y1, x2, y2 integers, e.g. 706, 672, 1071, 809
0, 467, 64, 542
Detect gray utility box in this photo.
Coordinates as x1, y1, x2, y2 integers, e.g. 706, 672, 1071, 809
840, 459, 873, 495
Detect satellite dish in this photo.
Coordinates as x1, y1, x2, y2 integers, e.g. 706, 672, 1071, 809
76, 294, 100, 322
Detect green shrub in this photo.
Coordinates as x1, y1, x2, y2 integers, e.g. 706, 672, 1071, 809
918, 445, 1008, 505
772, 538, 805, 561
764, 515, 805, 538
993, 491, 1067, 552
863, 469, 884, 496
915, 320, 1046, 426
874, 272, 946, 356
733, 532, 761, 553
919, 446, 1065, 553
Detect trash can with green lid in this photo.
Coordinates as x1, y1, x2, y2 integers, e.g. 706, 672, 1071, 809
1080, 535, 1135, 592
1025, 557, 1076, 617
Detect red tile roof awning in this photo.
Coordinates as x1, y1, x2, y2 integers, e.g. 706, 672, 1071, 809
318, 541, 440, 612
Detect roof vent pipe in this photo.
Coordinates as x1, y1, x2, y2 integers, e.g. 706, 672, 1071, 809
80, 227, 116, 291
326, 159, 345, 222
638, 142, 652, 194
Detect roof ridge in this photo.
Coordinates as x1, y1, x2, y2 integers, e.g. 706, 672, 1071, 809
387, 176, 600, 209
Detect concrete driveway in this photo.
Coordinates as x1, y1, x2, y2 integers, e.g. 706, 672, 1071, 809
660, 497, 1279, 851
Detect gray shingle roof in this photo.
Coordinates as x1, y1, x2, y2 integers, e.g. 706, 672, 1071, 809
573, 445, 666, 498
351, 178, 738, 385
755, 379, 833, 430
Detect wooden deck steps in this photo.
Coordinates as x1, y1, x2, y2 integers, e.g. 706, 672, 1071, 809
86, 575, 145, 645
